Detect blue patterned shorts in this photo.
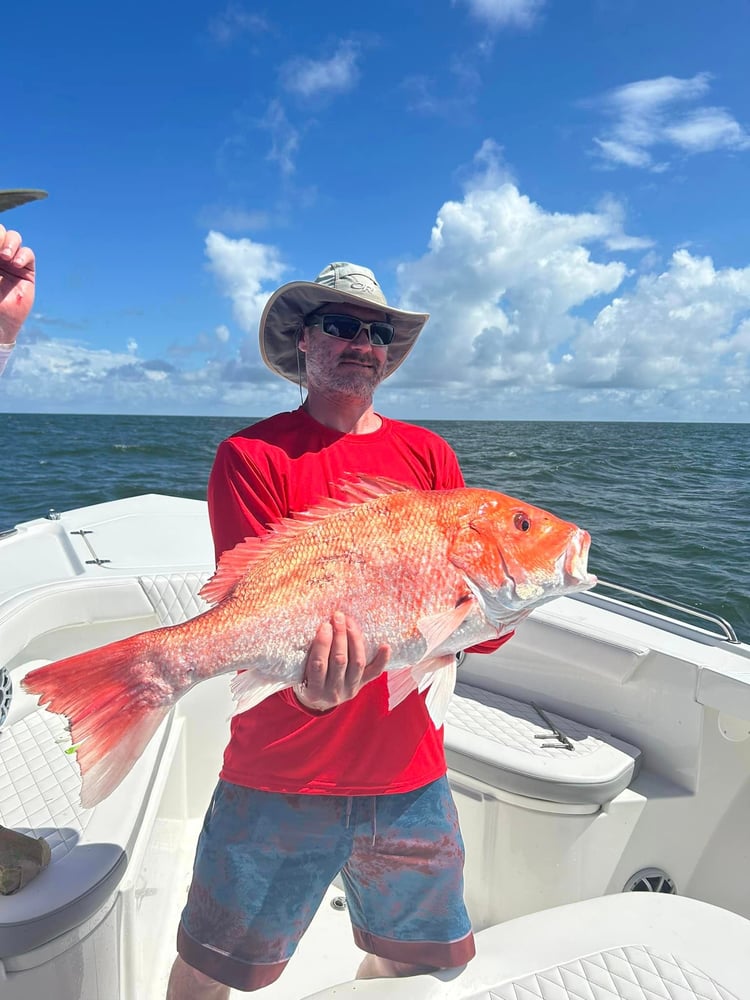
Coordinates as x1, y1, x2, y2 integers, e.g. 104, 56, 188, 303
176, 776, 475, 990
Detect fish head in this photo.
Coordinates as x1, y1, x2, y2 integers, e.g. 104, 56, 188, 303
449, 490, 596, 627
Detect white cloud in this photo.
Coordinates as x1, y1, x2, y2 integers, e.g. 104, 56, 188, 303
208, 4, 269, 45
592, 73, 750, 170
4, 152, 750, 422
382, 154, 749, 420
664, 107, 750, 153
574, 251, 750, 391
281, 41, 360, 100
258, 99, 300, 176
204, 230, 286, 335
404, 46, 488, 117
457, 0, 545, 28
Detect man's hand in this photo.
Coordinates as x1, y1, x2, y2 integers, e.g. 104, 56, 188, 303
0, 226, 36, 346
295, 611, 390, 711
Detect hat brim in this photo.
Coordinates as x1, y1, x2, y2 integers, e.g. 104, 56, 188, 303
259, 280, 429, 384
0, 190, 48, 212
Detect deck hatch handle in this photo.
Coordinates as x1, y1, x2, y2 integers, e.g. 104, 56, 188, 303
70, 529, 111, 565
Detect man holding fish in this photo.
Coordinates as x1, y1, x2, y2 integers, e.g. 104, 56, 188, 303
167, 262, 509, 997
11, 243, 594, 995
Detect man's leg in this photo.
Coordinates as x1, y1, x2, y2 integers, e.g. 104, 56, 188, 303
356, 954, 439, 979
343, 777, 475, 979
166, 955, 230, 999
171, 781, 352, 994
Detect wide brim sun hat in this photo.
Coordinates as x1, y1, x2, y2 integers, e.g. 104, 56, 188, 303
0, 190, 48, 213
259, 261, 429, 384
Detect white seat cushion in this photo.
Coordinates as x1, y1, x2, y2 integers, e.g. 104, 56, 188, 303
444, 683, 642, 804
304, 893, 750, 998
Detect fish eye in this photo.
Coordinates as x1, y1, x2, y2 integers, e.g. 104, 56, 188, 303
514, 512, 531, 532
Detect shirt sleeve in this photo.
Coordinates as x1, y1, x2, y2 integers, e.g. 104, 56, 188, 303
207, 437, 287, 561
432, 437, 466, 490
465, 632, 515, 655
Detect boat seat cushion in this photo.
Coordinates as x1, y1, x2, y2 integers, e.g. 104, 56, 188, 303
138, 572, 211, 627
304, 892, 750, 998
444, 682, 642, 805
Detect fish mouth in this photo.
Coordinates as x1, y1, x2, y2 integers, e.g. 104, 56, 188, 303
559, 529, 597, 592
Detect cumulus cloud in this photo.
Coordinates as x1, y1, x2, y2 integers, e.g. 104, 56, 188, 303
457, 0, 545, 28
592, 73, 750, 170
4, 148, 750, 421
204, 230, 286, 334
376, 146, 749, 420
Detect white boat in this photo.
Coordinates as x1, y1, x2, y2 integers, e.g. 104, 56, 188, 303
1, 493, 749, 999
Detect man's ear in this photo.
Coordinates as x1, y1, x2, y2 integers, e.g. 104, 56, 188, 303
297, 328, 308, 353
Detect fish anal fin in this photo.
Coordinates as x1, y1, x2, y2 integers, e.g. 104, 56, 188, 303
386, 665, 421, 712
230, 669, 290, 716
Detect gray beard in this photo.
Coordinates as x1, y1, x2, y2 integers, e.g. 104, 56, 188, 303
304, 348, 386, 399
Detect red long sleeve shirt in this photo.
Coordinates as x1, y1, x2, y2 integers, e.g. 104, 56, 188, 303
208, 407, 509, 795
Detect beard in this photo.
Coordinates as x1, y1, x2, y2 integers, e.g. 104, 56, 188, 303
304, 337, 387, 398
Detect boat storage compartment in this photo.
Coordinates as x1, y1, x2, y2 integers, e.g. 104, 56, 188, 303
444, 682, 643, 930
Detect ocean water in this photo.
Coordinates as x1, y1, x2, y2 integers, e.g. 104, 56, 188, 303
1, 413, 748, 643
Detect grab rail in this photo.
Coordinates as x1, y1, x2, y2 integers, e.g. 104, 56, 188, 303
590, 579, 739, 644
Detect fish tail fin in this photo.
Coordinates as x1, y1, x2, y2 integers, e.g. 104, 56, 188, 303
21, 632, 175, 808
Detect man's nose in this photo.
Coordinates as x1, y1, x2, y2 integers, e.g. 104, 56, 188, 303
349, 327, 372, 348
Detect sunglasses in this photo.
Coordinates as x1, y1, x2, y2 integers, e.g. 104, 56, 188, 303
305, 313, 396, 346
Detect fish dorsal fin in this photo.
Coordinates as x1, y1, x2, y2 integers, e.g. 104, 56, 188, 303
337, 474, 412, 503
199, 475, 413, 607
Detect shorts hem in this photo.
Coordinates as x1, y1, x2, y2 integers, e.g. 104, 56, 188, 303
177, 922, 289, 991
352, 926, 476, 970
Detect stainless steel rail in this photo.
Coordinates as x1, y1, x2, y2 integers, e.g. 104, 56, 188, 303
590, 578, 739, 644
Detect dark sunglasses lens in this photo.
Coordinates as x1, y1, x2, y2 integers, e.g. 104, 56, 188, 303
369, 323, 395, 346
321, 315, 361, 340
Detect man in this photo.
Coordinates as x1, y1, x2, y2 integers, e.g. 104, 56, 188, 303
168, 262, 509, 998
0, 219, 36, 376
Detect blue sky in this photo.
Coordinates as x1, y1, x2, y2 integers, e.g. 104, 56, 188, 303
2, 0, 749, 421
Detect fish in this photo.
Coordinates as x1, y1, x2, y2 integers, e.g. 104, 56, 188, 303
21, 476, 595, 807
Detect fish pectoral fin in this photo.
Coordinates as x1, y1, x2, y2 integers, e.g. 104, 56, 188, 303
417, 601, 474, 658
230, 670, 290, 717
386, 653, 457, 720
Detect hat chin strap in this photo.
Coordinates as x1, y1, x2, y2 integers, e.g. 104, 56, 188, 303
295, 334, 305, 405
